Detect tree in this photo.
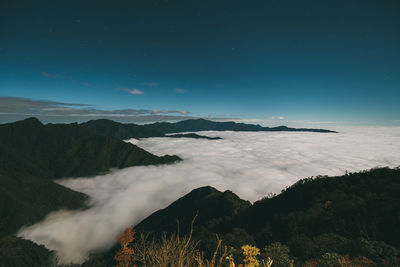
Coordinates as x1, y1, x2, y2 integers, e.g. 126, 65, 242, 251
262, 243, 292, 267
114, 227, 135, 267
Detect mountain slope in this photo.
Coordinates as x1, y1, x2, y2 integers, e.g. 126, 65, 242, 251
239, 167, 400, 248
144, 118, 337, 133
0, 118, 180, 238
0, 236, 54, 267
135, 186, 251, 234
0, 174, 88, 236
133, 168, 399, 265
0, 118, 180, 179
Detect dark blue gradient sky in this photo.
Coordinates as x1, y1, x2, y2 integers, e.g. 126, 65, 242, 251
1, 0, 399, 125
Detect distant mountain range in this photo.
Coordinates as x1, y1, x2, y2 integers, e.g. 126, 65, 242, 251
78, 118, 336, 141
80, 119, 224, 140
144, 118, 337, 134
80, 119, 164, 140
166, 133, 222, 140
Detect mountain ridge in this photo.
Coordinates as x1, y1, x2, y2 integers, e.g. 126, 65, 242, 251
0, 117, 181, 179
74, 118, 337, 141
144, 118, 337, 134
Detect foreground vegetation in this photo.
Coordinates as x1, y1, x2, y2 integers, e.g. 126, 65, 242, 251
127, 167, 400, 267
112, 226, 385, 267
1, 167, 399, 266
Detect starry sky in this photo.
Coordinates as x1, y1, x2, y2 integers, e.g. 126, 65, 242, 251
1, 0, 399, 126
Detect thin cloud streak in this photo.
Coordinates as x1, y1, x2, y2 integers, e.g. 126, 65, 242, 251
0, 96, 193, 123
18, 127, 400, 264
115, 87, 145, 95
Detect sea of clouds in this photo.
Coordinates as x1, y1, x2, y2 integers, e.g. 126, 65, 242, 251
18, 127, 400, 264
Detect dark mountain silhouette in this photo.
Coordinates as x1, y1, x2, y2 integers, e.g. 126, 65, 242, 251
135, 186, 250, 234
0, 236, 55, 267
80, 119, 164, 140
166, 133, 222, 140
144, 118, 337, 133
0, 117, 180, 179
79, 119, 222, 140
77, 118, 333, 142
77, 119, 335, 143
0, 174, 88, 236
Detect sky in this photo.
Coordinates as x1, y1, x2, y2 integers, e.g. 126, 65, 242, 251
1, 0, 400, 125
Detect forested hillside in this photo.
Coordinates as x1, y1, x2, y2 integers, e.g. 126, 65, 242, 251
123, 167, 400, 266
0, 118, 181, 266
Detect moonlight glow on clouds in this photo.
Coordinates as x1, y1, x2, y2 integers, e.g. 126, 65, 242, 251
18, 127, 400, 264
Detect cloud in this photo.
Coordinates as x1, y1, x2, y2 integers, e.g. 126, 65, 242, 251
0, 96, 193, 123
18, 127, 400, 264
40, 72, 72, 80
151, 109, 190, 115
268, 116, 285, 120
116, 87, 145, 95
174, 88, 185, 94
142, 82, 159, 87
0, 97, 90, 114
129, 89, 145, 95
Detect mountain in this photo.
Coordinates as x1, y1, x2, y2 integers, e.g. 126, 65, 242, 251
237, 167, 400, 249
0, 118, 180, 179
0, 236, 55, 267
132, 167, 399, 265
135, 186, 250, 234
78, 118, 332, 141
80, 119, 164, 140
0, 117, 180, 239
166, 133, 222, 140
144, 118, 337, 133
80, 119, 222, 140
0, 174, 88, 237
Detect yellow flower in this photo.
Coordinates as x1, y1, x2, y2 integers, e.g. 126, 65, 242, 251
242, 245, 260, 267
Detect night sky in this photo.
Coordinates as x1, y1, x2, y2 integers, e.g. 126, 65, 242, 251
1, 0, 399, 125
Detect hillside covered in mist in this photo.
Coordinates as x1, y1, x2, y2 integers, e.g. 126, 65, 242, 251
2, 168, 399, 266
0, 118, 180, 247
